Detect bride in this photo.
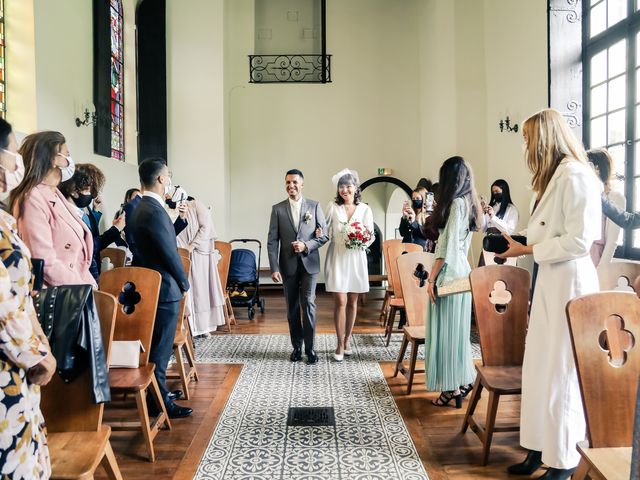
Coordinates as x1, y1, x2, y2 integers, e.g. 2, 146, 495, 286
323, 169, 375, 361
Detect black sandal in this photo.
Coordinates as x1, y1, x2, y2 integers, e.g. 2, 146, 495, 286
459, 383, 474, 399
431, 390, 462, 409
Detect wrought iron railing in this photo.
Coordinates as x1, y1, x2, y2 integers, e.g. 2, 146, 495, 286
248, 54, 332, 83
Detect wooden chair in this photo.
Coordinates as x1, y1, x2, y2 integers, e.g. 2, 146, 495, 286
99, 267, 171, 462
177, 247, 190, 259
41, 290, 123, 479
380, 239, 402, 325
393, 252, 434, 394
461, 265, 531, 465
567, 291, 639, 480
216, 241, 235, 331
384, 241, 422, 346
598, 261, 640, 293
100, 247, 126, 269
167, 255, 199, 400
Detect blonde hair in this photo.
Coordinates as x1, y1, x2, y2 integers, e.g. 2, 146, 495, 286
523, 108, 588, 198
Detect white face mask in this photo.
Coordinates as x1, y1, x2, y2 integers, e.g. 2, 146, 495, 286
164, 178, 172, 196
0, 149, 25, 193
57, 153, 75, 182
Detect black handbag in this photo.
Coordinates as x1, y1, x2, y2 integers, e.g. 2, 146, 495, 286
482, 234, 527, 254
33, 285, 111, 403
31, 258, 44, 291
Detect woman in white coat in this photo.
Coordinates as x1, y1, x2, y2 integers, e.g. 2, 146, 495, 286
500, 109, 601, 480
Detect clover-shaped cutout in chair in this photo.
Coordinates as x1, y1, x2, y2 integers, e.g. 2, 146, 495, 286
598, 314, 635, 367
489, 280, 512, 313
413, 263, 429, 288
614, 275, 636, 293
118, 281, 142, 315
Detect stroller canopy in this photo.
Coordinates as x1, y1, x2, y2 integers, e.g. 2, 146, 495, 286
228, 249, 257, 283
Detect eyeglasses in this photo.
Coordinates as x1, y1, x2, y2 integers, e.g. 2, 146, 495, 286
167, 171, 173, 179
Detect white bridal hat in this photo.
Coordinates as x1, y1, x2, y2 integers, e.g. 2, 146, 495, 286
331, 168, 360, 189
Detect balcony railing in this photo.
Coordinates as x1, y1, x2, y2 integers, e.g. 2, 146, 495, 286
248, 54, 332, 84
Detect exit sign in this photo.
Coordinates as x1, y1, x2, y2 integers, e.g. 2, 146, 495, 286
378, 168, 392, 176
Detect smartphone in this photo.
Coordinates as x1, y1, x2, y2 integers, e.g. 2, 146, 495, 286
425, 192, 434, 213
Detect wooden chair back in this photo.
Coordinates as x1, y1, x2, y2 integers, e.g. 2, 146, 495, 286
567, 291, 640, 448
177, 247, 190, 259
100, 247, 126, 269
176, 256, 191, 334
99, 267, 161, 366
387, 242, 422, 300
216, 241, 232, 289
397, 252, 435, 328
469, 265, 530, 367
598, 261, 640, 292
382, 239, 402, 280
41, 290, 118, 433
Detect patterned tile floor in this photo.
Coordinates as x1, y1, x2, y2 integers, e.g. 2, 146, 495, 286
191, 332, 468, 480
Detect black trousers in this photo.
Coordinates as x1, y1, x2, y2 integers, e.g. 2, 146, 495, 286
149, 300, 180, 403
282, 262, 317, 353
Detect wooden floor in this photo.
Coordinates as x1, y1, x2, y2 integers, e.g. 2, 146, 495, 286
97, 288, 532, 479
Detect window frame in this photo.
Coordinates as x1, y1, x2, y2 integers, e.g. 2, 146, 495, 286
583, 0, 640, 259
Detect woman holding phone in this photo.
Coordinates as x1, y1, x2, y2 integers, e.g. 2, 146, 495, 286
399, 188, 432, 251
499, 109, 601, 480
481, 179, 519, 234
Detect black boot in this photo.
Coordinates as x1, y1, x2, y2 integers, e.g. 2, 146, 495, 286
507, 450, 543, 475
535, 467, 576, 480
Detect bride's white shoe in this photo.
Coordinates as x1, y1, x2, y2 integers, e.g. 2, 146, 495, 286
333, 352, 344, 362
343, 348, 353, 356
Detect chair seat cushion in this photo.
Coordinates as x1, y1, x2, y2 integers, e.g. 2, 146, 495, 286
403, 326, 426, 340
49, 426, 110, 479
109, 363, 155, 391
476, 365, 522, 394
173, 330, 186, 346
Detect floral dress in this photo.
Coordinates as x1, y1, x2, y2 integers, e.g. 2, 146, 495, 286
0, 209, 51, 479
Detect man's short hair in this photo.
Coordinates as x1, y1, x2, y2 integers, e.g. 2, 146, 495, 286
285, 169, 304, 179
139, 157, 167, 188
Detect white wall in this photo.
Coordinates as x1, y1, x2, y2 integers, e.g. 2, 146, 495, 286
7, 0, 140, 223
166, 0, 228, 238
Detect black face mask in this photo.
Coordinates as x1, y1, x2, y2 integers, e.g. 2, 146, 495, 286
165, 198, 177, 209
411, 199, 423, 209
493, 193, 503, 203
73, 193, 93, 209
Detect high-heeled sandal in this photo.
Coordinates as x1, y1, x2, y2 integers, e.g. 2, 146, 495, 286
431, 390, 462, 408
459, 383, 474, 399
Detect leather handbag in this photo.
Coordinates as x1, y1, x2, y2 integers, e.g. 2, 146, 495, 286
31, 258, 44, 291
482, 234, 527, 254
33, 285, 111, 403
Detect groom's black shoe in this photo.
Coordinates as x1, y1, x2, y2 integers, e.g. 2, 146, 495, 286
167, 389, 183, 401
306, 350, 318, 364
507, 450, 543, 475
290, 348, 302, 362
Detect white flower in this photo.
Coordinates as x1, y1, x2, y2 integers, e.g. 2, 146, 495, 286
303, 211, 312, 224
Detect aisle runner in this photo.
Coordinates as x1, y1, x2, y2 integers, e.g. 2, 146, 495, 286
192, 333, 431, 480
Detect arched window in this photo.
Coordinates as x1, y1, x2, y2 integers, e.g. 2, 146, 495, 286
110, 0, 124, 160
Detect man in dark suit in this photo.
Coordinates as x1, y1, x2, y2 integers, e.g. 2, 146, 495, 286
124, 188, 188, 261
267, 169, 329, 364
130, 158, 192, 418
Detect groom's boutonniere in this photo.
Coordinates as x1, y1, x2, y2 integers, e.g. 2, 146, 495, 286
303, 211, 312, 224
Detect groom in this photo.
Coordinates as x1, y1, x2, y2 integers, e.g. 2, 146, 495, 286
267, 169, 329, 364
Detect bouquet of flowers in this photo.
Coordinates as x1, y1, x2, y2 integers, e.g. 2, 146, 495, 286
343, 221, 372, 251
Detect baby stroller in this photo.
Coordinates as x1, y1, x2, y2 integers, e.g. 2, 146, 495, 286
227, 239, 266, 320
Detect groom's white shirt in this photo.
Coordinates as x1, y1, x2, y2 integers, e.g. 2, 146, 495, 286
289, 197, 303, 232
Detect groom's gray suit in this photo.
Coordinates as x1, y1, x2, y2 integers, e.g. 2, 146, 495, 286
267, 198, 329, 352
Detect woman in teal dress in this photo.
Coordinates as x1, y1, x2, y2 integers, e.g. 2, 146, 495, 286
424, 156, 481, 408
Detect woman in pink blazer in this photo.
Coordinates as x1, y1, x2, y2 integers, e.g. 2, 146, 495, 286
10, 131, 96, 287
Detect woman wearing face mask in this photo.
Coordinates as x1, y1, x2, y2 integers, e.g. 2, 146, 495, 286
399, 188, 432, 251
0, 119, 56, 478
10, 131, 97, 287
59, 163, 126, 281
481, 179, 519, 234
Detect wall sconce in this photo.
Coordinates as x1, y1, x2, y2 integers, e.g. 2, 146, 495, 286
499, 116, 518, 133
75, 108, 97, 127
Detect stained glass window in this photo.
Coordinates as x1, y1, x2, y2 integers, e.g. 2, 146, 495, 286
0, 0, 6, 119
110, 0, 124, 160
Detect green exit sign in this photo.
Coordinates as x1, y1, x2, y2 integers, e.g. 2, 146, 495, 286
377, 168, 385, 175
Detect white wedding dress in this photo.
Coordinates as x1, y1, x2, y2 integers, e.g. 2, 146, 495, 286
324, 202, 375, 293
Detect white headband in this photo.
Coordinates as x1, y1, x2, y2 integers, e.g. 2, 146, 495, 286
331, 168, 360, 189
